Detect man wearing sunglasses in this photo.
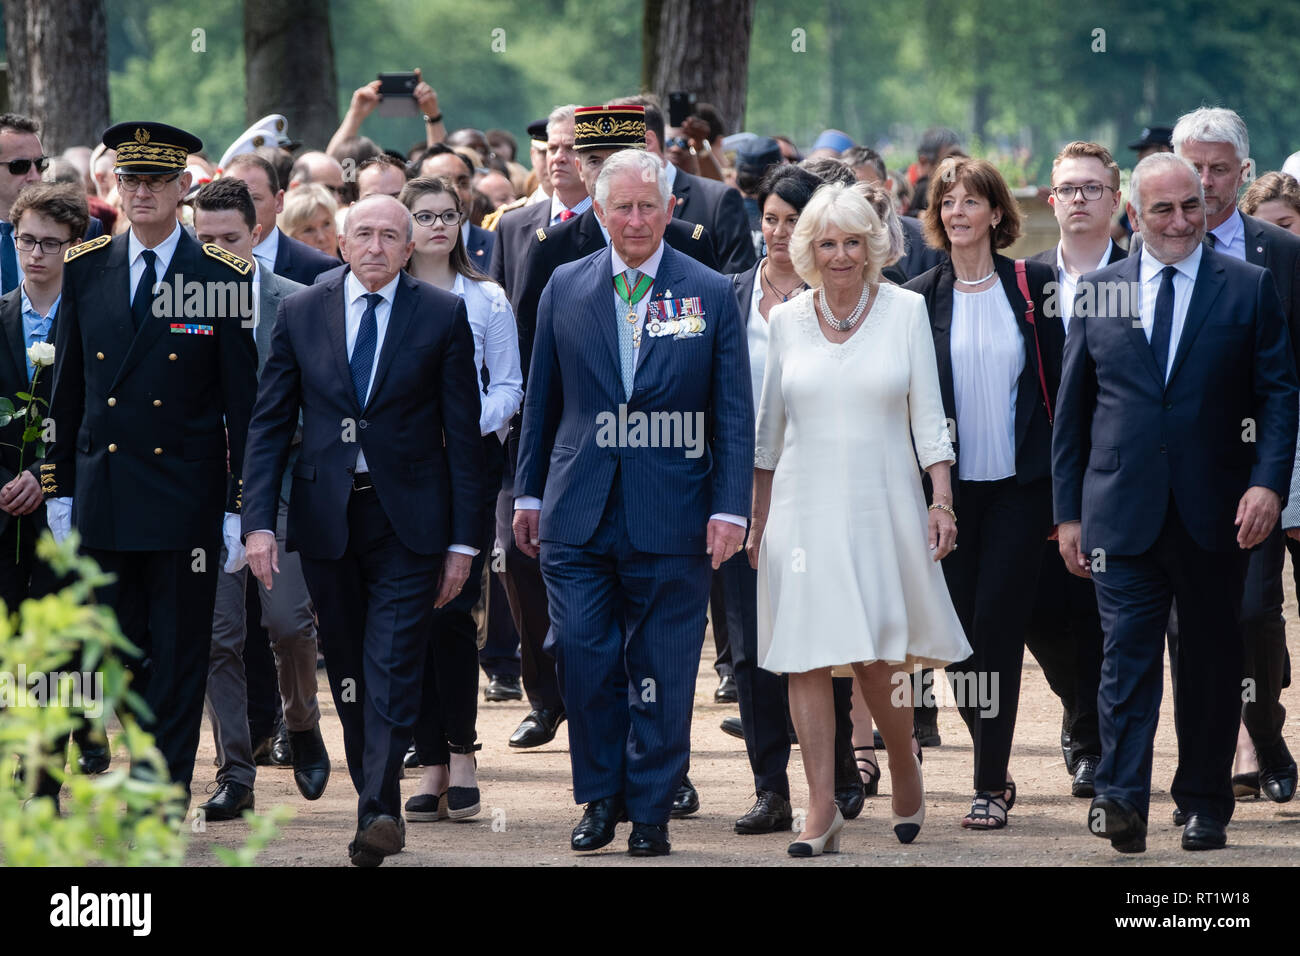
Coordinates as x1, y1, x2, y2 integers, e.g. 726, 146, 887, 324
0, 113, 49, 295
42, 121, 259, 815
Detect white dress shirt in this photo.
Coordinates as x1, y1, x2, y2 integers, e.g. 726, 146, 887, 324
251, 225, 282, 273
549, 193, 592, 225
1056, 239, 1114, 334
746, 264, 769, 413
450, 273, 523, 438
1208, 209, 1246, 261
951, 285, 1023, 481
516, 239, 745, 530
344, 270, 475, 557
128, 221, 182, 293
1138, 243, 1203, 380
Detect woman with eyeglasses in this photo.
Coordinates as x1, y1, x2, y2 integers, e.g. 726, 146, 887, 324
398, 175, 523, 823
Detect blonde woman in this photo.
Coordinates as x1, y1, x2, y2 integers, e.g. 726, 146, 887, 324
747, 184, 970, 856
278, 183, 340, 258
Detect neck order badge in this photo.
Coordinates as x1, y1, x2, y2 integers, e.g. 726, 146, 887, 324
613, 270, 654, 348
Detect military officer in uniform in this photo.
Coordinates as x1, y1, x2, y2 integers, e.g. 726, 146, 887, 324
44, 121, 258, 807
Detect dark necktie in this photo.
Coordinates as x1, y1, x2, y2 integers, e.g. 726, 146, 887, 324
131, 249, 158, 332
0, 222, 18, 295
1150, 265, 1177, 380
350, 292, 382, 408
1206, 232, 1217, 249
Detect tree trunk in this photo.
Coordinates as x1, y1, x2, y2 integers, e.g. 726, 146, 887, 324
646, 0, 755, 135
244, 0, 337, 152
4, 0, 110, 152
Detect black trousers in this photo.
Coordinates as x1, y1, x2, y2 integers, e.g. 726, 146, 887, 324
1168, 526, 1289, 760
495, 434, 563, 713
413, 435, 503, 764
84, 539, 221, 799
942, 476, 1052, 793
1094, 504, 1248, 824
707, 570, 735, 679
300, 489, 440, 822
479, 571, 522, 680
242, 573, 281, 742
1025, 538, 1104, 766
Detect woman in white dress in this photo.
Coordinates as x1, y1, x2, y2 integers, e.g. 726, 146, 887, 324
746, 184, 971, 855
399, 175, 523, 823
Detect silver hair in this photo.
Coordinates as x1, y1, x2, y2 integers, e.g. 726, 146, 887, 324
594, 149, 671, 209
546, 104, 579, 137
1172, 107, 1250, 163
1129, 152, 1202, 218
344, 193, 413, 243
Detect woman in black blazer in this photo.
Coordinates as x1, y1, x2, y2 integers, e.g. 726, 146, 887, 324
903, 157, 1064, 830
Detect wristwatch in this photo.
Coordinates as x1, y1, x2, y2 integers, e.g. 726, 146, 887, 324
424, 112, 443, 125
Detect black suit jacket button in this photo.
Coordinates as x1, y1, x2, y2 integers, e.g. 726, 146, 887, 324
359, 419, 368, 429
1159, 444, 1167, 453
1164, 402, 1173, 410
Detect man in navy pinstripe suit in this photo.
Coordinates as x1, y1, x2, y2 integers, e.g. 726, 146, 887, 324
513, 147, 753, 856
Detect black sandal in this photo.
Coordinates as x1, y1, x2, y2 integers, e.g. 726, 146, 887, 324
1004, 779, 1016, 811
855, 746, 880, 796
961, 790, 1008, 830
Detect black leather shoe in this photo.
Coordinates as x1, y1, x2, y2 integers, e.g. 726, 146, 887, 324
1181, 813, 1227, 851
735, 790, 793, 834
720, 716, 744, 740
571, 796, 626, 851
403, 743, 420, 768
1088, 795, 1146, 853
1061, 712, 1076, 774
1071, 755, 1099, 798
714, 674, 737, 703
1257, 741, 1297, 803
1172, 807, 1187, 826
628, 822, 671, 856
509, 708, 566, 748
914, 714, 941, 748
77, 742, 111, 776
1232, 771, 1260, 799
250, 735, 274, 766
270, 720, 293, 766
833, 745, 865, 820
484, 674, 523, 702
198, 781, 254, 821
289, 724, 330, 800
349, 813, 404, 867
671, 775, 700, 818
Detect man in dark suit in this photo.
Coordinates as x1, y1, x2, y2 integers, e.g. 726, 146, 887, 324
513, 147, 753, 856
0, 113, 55, 296
44, 122, 259, 806
191, 177, 330, 821
1024, 141, 1131, 798
243, 194, 483, 867
610, 96, 755, 275
1053, 152, 1298, 853
1169, 108, 1300, 806
417, 145, 496, 270
1, 183, 104, 801
495, 105, 717, 773
224, 152, 338, 286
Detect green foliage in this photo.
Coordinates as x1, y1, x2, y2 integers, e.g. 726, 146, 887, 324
0, 533, 290, 867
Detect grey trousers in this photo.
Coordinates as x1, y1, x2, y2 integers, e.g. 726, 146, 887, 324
204, 496, 320, 787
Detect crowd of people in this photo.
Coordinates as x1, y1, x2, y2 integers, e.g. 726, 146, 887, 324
8, 79, 1300, 865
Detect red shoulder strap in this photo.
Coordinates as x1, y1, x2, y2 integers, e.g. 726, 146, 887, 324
1015, 259, 1053, 425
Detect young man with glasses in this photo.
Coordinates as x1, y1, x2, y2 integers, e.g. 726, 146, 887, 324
0, 113, 49, 295
42, 121, 259, 815
1025, 141, 1128, 802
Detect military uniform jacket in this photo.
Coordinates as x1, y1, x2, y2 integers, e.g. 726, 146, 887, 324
44, 229, 258, 550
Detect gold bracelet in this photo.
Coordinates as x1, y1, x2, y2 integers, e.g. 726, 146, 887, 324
928, 502, 956, 521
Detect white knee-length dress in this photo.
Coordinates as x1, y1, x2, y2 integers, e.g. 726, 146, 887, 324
755, 284, 972, 674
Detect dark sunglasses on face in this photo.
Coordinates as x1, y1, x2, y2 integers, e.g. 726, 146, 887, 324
5, 156, 48, 176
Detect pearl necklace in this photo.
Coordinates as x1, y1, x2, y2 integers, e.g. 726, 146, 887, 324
954, 268, 997, 285
817, 283, 872, 332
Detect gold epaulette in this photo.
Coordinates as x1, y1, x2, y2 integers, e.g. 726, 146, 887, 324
202, 243, 252, 275
64, 234, 111, 262
535, 228, 547, 242
483, 196, 528, 231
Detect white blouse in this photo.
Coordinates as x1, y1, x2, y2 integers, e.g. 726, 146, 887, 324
950, 284, 1023, 481
746, 268, 769, 415
451, 274, 524, 438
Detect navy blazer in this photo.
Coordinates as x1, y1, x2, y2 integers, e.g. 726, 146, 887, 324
515, 243, 754, 554
273, 231, 341, 285
903, 254, 1064, 493
1052, 248, 1298, 555
242, 267, 484, 560
672, 169, 757, 275
0, 288, 53, 536
466, 223, 496, 272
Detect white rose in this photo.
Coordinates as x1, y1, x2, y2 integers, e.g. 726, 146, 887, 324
27, 342, 55, 368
